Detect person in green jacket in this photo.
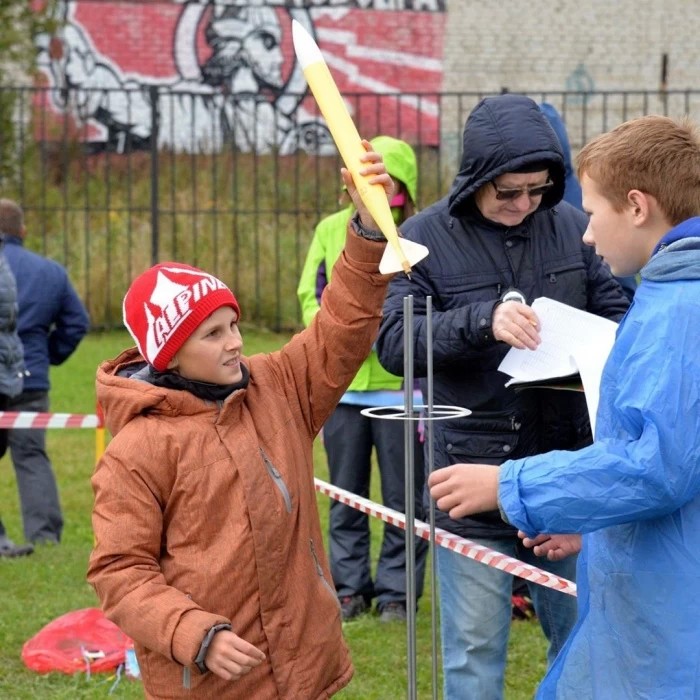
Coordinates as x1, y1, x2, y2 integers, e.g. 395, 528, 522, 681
297, 135, 427, 623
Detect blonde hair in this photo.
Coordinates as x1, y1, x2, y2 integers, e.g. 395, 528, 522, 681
576, 115, 700, 225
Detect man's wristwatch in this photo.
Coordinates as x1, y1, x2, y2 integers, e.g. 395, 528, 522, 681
350, 213, 385, 242
500, 287, 526, 304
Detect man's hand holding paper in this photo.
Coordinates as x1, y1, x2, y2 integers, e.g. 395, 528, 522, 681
492, 301, 541, 350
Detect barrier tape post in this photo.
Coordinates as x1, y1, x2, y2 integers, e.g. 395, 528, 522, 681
95, 402, 106, 464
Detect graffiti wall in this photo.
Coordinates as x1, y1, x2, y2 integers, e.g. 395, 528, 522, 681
36, 0, 446, 153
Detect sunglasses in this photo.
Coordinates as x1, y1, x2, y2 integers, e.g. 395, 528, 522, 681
491, 180, 554, 201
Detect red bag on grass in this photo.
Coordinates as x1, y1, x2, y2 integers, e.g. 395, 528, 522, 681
22, 607, 132, 674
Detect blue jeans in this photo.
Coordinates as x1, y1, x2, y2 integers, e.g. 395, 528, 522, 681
437, 536, 577, 700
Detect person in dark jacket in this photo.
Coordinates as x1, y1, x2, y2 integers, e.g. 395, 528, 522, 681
0, 199, 90, 545
539, 102, 638, 302
376, 94, 630, 700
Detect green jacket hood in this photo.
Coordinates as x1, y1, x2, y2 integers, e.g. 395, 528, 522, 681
370, 135, 418, 204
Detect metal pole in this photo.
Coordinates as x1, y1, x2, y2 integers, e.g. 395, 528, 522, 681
149, 84, 160, 265
426, 296, 439, 700
361, 293, 466, 699
403, 295, 417, 700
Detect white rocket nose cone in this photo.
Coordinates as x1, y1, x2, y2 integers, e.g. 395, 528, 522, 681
292, 19, 324, 69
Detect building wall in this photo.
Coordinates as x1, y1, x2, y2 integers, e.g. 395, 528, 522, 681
34, 1, 700, 154
441, 1, 700, 153
444, 0, 700, 94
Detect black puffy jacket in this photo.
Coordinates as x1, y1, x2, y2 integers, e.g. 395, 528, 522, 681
376, 94, 630, 539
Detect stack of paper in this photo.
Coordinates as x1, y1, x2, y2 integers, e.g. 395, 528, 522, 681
498, 297, 619, 434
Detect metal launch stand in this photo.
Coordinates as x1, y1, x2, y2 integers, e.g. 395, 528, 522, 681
362, 296, 471, 700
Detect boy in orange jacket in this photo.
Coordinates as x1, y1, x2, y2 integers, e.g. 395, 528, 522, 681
89, 144, 395, 699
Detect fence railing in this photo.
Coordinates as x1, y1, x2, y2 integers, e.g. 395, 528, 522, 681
1, 86, 699, 331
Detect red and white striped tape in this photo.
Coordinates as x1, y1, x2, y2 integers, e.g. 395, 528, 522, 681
0, 411, 101, 429
0, 409, 574, 595
314, 478, 577, 597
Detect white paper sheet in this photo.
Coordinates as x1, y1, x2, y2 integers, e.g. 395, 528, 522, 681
498, 297, 618, 434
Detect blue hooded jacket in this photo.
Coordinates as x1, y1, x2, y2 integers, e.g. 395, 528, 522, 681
538, 103, 583, 210
499, 217, 700, 698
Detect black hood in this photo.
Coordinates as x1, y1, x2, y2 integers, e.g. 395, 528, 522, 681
448, 94, 566, 217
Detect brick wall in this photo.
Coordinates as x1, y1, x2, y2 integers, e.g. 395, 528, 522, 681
441, 1, 700, 153
444, 1, 699, 93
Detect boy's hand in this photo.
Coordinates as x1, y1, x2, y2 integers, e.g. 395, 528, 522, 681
428, 464, 500, 519
518, 531, 582, 561
342, 139, 394, 230
205, 629, 266, 682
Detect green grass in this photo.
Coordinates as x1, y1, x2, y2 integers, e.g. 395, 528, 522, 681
0, 329, 548, 699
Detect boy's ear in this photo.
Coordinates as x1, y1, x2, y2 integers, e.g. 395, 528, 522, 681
167, 356, 179, 371
627, 189, 652, 225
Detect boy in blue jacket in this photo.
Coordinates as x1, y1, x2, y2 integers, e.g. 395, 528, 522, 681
429, 114, 700, 698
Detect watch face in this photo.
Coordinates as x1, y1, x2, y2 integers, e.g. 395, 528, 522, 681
501, 287, 526, 304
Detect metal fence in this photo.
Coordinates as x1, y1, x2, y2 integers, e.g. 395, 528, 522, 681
1, 86, 699, 331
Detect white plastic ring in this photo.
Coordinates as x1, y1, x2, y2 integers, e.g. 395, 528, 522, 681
360, 404, 472, 421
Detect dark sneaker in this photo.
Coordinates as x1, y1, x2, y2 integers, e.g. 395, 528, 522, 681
378, 601, 407, 623
0, 536, 34, 558
511, 594, 536, 621
339, 594, 369, 621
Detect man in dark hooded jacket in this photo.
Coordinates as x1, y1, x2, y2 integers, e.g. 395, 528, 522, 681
376, 94, 629, 699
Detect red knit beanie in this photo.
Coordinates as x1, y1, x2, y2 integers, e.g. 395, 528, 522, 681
122, 262, 241, 371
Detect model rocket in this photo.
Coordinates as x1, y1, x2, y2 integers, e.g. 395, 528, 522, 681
292, 20, 429, 275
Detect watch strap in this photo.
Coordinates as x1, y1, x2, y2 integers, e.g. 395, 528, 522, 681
194, 622, 232, 674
